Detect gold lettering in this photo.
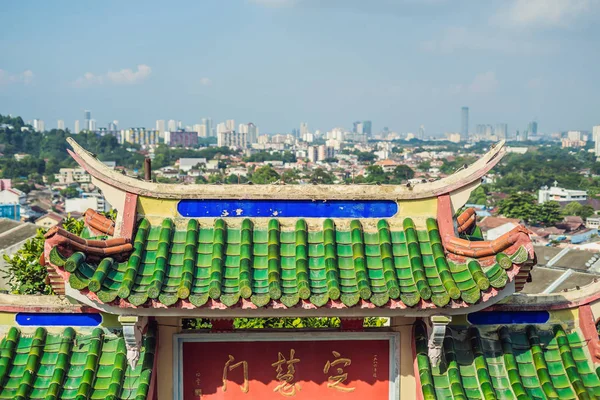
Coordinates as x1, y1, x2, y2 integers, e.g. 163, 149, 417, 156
272, 349, 301, 396
324, 351, 356, 393
222, 354, 249, 393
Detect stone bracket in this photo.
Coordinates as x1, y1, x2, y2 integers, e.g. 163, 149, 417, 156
427, 315, 452, 367
119, 315, 148, 368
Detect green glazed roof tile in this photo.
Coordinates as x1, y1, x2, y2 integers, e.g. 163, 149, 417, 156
415, 321, 600, 400
0, 324, 155, 400
52, 216, 532, 309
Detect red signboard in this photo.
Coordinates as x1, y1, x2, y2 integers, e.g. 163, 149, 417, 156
180, 336, 392, 400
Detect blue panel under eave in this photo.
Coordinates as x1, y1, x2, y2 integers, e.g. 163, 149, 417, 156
467, 310, 550, 325
16, 313, 102, 326
177, 199, 398, 218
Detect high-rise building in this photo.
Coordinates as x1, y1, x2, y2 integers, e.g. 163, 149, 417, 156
218, 130, 246, 148
33, 119, 44, 132
120, 128, 160, 146
84, 110, 91, 130
108, 121, 118, 132
167, 120, 177, 132
528, 121, 538, 136
216, 122, 227, 136
353, 121, 363, 134
156, 120, 166, 136
238, 124, 249, 134
363, 121, 372, 136
593, 126, 600, 159
225, 119, 235, 131
248, 123, 258, 145
57, 120, 65, 130
165, 131, 198, 147
74, 120, 80, 134
461, 107, 469, 138
202, 118, 213, 137
495, 124, 508, 140
89, 119, 97, 131
300, 122, 308, 138
177, 121, 183, 129
418, 125, 425, 140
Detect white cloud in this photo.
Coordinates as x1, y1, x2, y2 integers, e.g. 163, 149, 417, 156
73, 64, 152, 87
496, 0, 594, 28
451, 71, 499, 95
199, 77, 212, 86
0, 69, 34, 86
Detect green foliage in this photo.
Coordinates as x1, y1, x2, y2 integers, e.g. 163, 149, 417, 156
152, 144, 238, 170
251, 165, 280, 184
182, 317, 388, 329
3, 213, 86, 295
498, 193, 563, 226
59, 186, 79, 199
417, 161, 431, 172
467, 185, 490, 205
536, 201, 563, 226
355, 151, 376, 163
440, 156, 478, 175
244, 151, 296, 163
562, 201, 595, 219
2, 229, 50, 295
497, 193, 537, 222
310, 168, 335, 184
62, 215, 85, 235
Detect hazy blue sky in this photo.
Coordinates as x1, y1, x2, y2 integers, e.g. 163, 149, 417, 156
0, 0, 598, 136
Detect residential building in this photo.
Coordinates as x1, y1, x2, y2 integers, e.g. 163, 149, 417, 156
363, 120, 372, 136
120, 128, 160, 146
65, 192, 110, 213
88, 119, 97, 131
57, 120, 65, 130
108, 120, 118, 132
495, 123, 508, 140
54, 168, 91, 185
461, 106, 469, 139
247, 123, 258, 144
74, 120, 80, 134
447, 133, 461, 143
179, 158, 207, 172
593, 125, 600, 159
156, 120, 166, 136
0, 187, 26, 205
83, 110, 91, 132
202, 118, 212, 137
217, 130, 246, 148
35, 212, 64, 229
33, 119, 44, 132
225, 119, 235, 131
167, 119, 177, 132
538, 182, 587, 204
165, 131, 198, 147
300, 122, 308, 138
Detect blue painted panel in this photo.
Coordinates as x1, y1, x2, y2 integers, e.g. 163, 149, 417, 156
467, 311, 549, 325
16, 313, 102, 326
0, 204, 20, 221
177, 199, 398, 218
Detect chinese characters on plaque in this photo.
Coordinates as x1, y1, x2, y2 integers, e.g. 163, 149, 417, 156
183, 339, 390, 400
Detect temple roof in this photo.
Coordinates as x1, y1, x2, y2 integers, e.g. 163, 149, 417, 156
414, 320, 600, 399
0, 324, 155, 399
46, 216, 532, 311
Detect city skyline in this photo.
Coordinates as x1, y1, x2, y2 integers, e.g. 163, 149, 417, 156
1, 1, 599, 134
